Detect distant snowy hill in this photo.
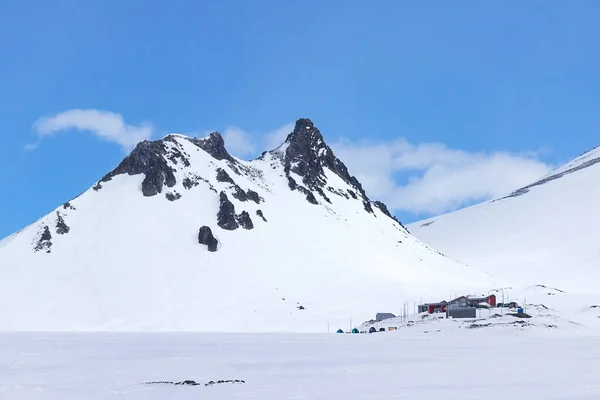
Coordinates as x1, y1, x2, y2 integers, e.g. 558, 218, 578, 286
409, 146, 600, 294
0, 119, 495, 332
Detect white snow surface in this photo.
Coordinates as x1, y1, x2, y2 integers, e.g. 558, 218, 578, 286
0, 133, 496, 332
408, 146, 600, 294
2, 329, 600, 399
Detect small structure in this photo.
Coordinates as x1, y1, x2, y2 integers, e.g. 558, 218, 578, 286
447, 307, 477, 319
418, 301, 448, 314
419, 294, 496, 316
376, 312, 396, 322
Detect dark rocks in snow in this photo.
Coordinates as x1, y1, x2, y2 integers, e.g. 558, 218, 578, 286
363, 201, 374, 214
92, 182, 102, 191
297, 305, 305, 310
145, 379, 245, 387
373, 200, 408, 230
163, 136, 191, 167
298, 187, 318, 205
217, 192, 239, 230
62, 202, 75, 210
187, 133, 235, 162
256, 210, 267, 222
182, 177, 198, 190
236, 211, 254, 230
232, 185, 249, 202
347, 190, 357, 199
55, 212, 70, 235
165, 191, 182, 201
246, 189, 261, 204
198, 226, 219, 252
101, 140, 176, 197
216, 168, 235, 184
34, 225, 52, 253
287, 176, 297, 190
282, 118, 368, 199
373, 201, 392, 218
315, 187, 331, 203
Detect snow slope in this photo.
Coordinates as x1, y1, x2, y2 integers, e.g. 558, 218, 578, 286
409, 146, 600, 294
0, 119, 496, 332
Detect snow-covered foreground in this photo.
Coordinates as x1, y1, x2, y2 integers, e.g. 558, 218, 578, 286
2, 331, 600, 399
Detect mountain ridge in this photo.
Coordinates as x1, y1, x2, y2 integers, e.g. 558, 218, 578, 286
0, 118, 495, 332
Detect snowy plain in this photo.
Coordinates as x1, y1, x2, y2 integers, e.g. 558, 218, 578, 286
2, 330, 600, 400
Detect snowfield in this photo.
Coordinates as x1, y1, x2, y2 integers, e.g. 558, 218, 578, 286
2, 330, 600, 399
408, 145, 600, 294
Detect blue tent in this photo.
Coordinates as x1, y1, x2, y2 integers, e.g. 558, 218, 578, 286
336, 329, 344, 333
351, 327, 359, 334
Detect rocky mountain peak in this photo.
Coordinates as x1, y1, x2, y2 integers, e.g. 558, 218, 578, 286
281, 118, 368, 202
187, 132, 234, 162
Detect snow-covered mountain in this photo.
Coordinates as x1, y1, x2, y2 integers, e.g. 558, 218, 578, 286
409, 146, 600, 294
0, 119, 495, 332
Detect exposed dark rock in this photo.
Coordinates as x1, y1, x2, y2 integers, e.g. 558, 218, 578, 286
55, 212, 70, 235
373, 200, 408, 230
182, 174, 216, 193
236, 211, 254, 230
145, 379, 245, 386
216, 168, 235, 184
165, 192, 182, 201
101, 140, 176, 197
217, 192, 239, 230
34, 225, 52, 253
256, 210, 267, 222
281, 118, 369, 199
232, 185, 248, 202
198, 226, 219, 252
62, 202, 75, 210
92, 182, 102, 191
297, 305, 305, 310
347, 190, 357, 199
287, 176, 297, 190
298, 187, 318, 205
315, 187, 331, 203
163, 136, 191, 167
246, 189, 261, 204
363, 201, 374, 214
187, 133, 235, 162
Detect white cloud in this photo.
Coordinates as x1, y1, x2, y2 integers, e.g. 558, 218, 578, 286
30, 109, 153, 151
332, 138, 553, 216
222, 126, 257, 157
264, 123, 294, 150
220, 123, 295, 158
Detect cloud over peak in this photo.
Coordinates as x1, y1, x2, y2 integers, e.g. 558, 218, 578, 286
30, 109, 153, 151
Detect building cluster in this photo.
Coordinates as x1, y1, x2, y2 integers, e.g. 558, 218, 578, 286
418, 294, 497, 318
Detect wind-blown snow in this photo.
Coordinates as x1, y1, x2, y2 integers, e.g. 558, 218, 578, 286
0, 127, 497, 332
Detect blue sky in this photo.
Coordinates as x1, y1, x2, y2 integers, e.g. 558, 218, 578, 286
1, 0, 600, 239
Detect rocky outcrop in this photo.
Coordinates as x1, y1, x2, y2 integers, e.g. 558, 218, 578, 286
187, 133, 235, 162
281, 118, 368, 202
246, 189, 261, 204
62, 202, 75, 210
216, 168, 235, 184
198, 226, 219, 252
55, 212, 70, 235
165, 192, 182, 201
217, 192, 239, 230
101, 140, 176, 197
34, 225, 52, 253
236, 211, 254, 230
256, 210, 267, 222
